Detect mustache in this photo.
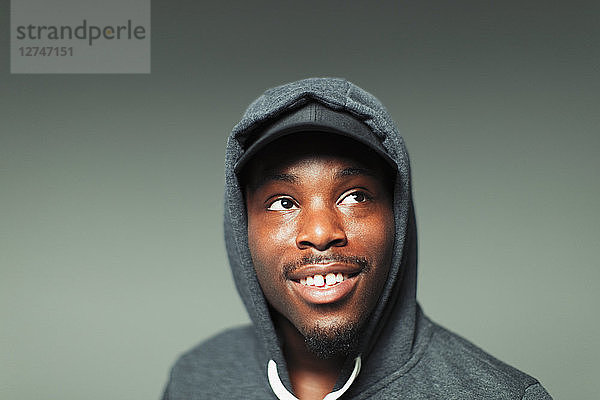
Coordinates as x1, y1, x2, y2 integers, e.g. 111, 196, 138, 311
282, 254, 371, 277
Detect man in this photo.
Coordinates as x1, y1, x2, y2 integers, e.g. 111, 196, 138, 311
162, 78, 552, 399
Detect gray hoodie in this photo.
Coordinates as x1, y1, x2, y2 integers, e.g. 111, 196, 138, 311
162, 78, 552, 399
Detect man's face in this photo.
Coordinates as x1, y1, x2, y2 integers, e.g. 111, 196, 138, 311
243, 134, 394, 357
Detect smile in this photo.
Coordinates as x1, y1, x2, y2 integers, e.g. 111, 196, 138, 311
299, 272, 351, 287
288, 263, 362, 305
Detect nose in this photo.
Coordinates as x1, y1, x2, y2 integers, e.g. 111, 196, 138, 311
296, 205, 347, 251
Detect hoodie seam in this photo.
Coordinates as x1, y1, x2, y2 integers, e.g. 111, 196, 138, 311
343, 80, 351, 109
521, 382, 544, 400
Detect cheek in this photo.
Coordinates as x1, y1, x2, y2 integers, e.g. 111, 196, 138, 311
247, 218, 297, 316
247, 215, 296, 277
249, 219, 291, 250
347, 209, 394, 256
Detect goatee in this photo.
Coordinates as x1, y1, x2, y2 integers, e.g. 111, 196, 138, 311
302, 321, 360, 360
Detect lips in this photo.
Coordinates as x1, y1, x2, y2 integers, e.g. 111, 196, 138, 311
287, 262, 362, 305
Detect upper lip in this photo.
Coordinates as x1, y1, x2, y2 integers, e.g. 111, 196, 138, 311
287, 262, 363, 281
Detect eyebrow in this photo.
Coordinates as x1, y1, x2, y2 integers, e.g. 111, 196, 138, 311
335, 167, 376, 179
251, 172, 298, 191
249, 167, 375, 192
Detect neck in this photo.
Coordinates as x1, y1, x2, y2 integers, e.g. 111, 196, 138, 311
276, 315, 346, 400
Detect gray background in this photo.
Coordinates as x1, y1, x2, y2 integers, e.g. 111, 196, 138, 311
1, 1, 598, 399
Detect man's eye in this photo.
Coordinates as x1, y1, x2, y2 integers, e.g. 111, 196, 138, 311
338, 191, 369, 205
267, 198, 298, 211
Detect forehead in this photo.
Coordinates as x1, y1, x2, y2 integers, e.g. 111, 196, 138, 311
239, 133, 393, 192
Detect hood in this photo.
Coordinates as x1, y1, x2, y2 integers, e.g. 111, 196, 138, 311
223, 77, 418, 393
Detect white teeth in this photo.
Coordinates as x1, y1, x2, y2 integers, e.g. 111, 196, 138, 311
300, 273, 348, 287
325, 273, 336, 285
314, 274, 325, 287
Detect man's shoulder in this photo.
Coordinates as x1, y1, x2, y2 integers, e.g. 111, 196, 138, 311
172, 324, 257, 371
163, 324, 270, 399
406, 319, 551, 399
428, 322, 532, 377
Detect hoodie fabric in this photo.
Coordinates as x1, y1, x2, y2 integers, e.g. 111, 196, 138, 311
162, 78, 552, 399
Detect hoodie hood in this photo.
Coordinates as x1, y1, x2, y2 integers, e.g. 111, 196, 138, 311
223, 78, 418, 394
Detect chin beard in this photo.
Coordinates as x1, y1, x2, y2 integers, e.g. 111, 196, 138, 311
302, 321, 360, 360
